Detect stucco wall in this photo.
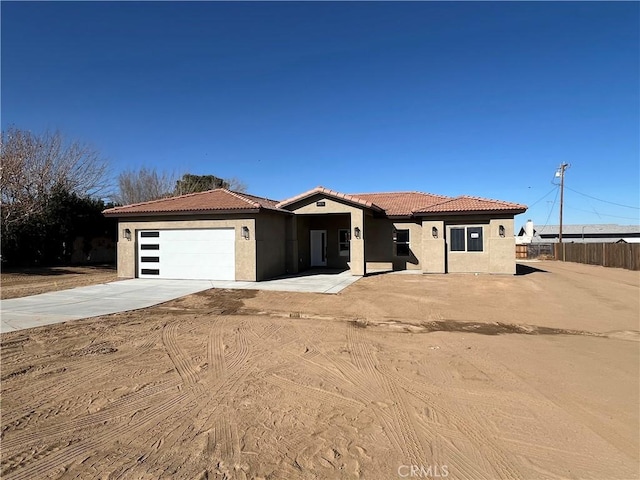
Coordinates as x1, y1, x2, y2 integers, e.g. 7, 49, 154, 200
488, 218, 516, 274
255, 212, 288, 281
286, 195, 366, 275
421, 220, 446, 273
115, 215, 258, 281
364, 218, 422, 271
393, 220, 422, 270
442, 215, 515, 274
364, 217, 393, 269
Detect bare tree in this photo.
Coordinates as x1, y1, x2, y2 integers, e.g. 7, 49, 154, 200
0, 127, 110, 228
113, 167, 176, 205
225, 176, 248, 193
173, 173, 248, 196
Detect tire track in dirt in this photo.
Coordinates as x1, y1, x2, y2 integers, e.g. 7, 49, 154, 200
162, 321, 201, 387
346, 323, 426, 464
274, 352, 372, 407
396, 373, 522, 480
117, 323, 264, 477
262, 323, 373, 406
461, 343, 637, 477
268, 374, 365, 409
225, 325, 250, 372
1, 330, 162, 429
1, 380, 181, 454
434, 430, 496, 480
69, 392, 200, 480
4, 390, 193, 480
210, 408, 241, 463
207, 317, 226, 382
262, 320, 427, 467
412, 404, 493, 480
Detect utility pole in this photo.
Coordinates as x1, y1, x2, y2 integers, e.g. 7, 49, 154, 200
557, 163, 570, 252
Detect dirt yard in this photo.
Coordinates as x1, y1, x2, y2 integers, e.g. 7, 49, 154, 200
1, 261, 638, 479
1, 266, 117, 300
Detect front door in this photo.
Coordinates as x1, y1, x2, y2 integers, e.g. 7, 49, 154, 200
310, 230, 327, 267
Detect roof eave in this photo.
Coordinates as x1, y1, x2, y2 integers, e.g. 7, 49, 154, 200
103, 208, 263, 217
386, 214, 415, 220
278, 192, 384, 213
414, 208, 527, 217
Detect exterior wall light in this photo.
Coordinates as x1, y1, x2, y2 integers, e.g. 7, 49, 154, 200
241, 226, 250, 240
432, 226, 438, 238
124, 228, 132, 241
354, 227, 361, 239
499, 225, 505, 238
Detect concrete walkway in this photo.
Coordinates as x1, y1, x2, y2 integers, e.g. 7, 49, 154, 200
1, 271, 362, 333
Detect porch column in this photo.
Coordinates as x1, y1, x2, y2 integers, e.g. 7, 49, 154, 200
350, 209, 366, 276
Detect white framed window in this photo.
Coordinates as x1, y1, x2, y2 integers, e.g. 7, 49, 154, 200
450, 226, 484, 252
394, 229, 410, 256
338, 229, 350, 256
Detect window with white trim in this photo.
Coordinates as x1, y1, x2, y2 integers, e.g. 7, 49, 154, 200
338, 229, 350, 256
450, 227, 484, 252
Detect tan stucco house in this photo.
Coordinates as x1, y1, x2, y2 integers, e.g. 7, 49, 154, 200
103, 186, 527, 281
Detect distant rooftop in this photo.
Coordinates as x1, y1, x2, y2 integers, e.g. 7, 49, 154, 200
533, 224, 640, 236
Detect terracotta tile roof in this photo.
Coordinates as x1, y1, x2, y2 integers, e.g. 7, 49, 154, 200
351, 191, 452, 217
103, 189, 286, 216
414, 195, 527, 214
103, 186, 526, 218
276, 186, 384, 211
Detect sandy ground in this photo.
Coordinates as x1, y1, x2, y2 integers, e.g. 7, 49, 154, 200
1, 261, 638, 479
1, 266, 117, 300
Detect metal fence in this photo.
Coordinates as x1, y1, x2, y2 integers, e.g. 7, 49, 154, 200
555, 242, 640, 271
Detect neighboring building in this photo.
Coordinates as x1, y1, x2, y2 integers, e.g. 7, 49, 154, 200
103, 186, 527, 281
517, 220, 640, 244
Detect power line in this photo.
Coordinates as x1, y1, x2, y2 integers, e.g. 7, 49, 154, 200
541, 185, 560, 230
528, 185, 559, 208
564, 205, 640, 221
565, 186, 640, 210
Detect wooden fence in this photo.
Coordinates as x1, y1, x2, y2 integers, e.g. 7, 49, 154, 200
515, 244, 555, 260
554, 242, 640, 271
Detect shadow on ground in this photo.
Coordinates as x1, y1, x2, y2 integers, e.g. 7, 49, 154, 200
516, 263, 549, 276
1, 265, 116, 276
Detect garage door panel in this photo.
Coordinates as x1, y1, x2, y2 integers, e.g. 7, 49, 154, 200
161, 241, 235, 256
137, 229, 235, 280
160, 229, 235, 242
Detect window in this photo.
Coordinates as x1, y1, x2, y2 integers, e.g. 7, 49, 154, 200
140, 231, 160, 238
450, 228, 465, 251
394, 229, 410, 256
338, 229, 350, 256
450, 227, 483, 252
140, 268, 160, 275
467, 227, 483, 252
140, 244, 159, 250
140, 256, 160, 262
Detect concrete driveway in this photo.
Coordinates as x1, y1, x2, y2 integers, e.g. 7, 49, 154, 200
1, 271, 361, 333
0, 279, 216, 333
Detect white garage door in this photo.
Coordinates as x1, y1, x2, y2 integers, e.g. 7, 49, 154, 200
137, 229, 235, 280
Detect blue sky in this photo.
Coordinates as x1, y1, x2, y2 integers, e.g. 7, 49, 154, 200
2, 1, 639, 227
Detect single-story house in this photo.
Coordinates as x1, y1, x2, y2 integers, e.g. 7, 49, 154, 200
103, 186, 527, 280
517, 220, 640, 244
